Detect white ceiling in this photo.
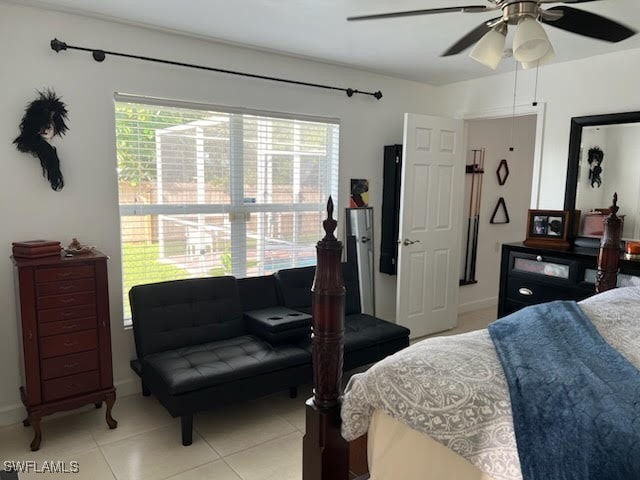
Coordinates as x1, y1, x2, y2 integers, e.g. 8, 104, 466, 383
19, 0, 640, 85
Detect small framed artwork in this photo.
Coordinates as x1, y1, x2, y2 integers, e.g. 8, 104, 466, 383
524, 210, 571, 250
349, 179, 369, 208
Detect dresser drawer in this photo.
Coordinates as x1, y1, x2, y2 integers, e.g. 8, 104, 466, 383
38, 316, 96, 337
37, 278, 95, 297
36, 265, 94, 283
40, 329, 97, 358
41, 350, 99, 380
37, 292, 95, 310
506, 279, 567, 305
38, 304, 96, 323
511, 255, 572, 280
506, 278, 591, 305
42, 370, 100, 402
503, 299, 529, 316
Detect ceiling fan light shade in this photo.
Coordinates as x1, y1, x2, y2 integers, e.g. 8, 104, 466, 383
469, 27, 506, 70
521, 44, 555, 69
513, 17, 551, 63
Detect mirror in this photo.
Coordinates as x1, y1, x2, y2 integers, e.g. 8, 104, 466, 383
345, 207, 375, 316
564, 111, 640, 240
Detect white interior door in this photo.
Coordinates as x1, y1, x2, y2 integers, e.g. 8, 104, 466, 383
396, 113, 464, 338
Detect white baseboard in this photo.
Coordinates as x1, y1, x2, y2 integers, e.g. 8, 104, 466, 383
0, 402, 24, 426
0, 378, 142, 427
115, 377, 141, 398
457, 296, 498, 315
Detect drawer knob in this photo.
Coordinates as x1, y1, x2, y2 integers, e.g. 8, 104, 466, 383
519, 287, 534, 296
62, 324, 78, 330
63, 342, 78, 347
64, 363, 79, 369
59, 284, 73, 291
59, 272, 72, 278
536, 255, 543, 262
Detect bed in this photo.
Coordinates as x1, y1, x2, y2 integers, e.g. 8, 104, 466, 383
341, 285, 640, 480
302, 196, 634, 480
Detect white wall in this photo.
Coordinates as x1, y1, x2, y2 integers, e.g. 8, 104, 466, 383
431, 48, 640, 210
0, 3, 438, 424
459, 115, 537, 312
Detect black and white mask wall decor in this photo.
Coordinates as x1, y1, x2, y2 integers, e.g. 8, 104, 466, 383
587, 146, 604, 189
13, 89, 69, 191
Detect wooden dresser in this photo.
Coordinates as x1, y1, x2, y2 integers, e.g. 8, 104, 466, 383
498, 242, 640, 318
12, 250, 117, 451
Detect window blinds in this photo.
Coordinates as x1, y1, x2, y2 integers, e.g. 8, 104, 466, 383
115, 96, 339, 320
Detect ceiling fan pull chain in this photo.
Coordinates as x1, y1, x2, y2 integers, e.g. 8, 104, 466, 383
510, 60, 519, 152
532, 62, 540, 106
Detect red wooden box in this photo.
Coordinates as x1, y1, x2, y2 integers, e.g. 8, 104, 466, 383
12, 240, 61, 259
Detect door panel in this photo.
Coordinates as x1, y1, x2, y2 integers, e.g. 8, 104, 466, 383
411, 164, 430, 231
409, 252, 426, 316
397, 113, 464, 338
435, 166, 454, 229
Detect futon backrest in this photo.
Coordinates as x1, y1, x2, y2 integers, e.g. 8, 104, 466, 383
274, 263, 361, 315
129, 276, 246, 358
237, 275, 280, 311
274, 266, 315, 314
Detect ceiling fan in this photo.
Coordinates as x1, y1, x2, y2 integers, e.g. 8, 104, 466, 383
347, 1, 637, 69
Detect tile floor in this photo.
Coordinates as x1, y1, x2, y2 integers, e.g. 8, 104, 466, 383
0, 307, 496, 480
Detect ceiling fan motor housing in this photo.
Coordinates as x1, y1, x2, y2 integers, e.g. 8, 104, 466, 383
502, 1, 542, 25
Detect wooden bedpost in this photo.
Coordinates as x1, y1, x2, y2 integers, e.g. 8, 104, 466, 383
302, 197, 350, 480
596, 193, 622, 293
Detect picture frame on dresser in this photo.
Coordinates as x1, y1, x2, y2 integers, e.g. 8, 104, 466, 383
524, 209, 571, 250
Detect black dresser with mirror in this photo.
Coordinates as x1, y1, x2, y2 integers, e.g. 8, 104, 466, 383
498, 242, 640, 317
498, 109, 640, 317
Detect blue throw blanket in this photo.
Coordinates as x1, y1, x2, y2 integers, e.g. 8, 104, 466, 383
489, 301, 640, 480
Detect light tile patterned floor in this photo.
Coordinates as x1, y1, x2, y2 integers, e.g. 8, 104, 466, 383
0, 307, 495, 480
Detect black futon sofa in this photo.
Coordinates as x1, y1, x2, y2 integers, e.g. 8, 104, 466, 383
129, 263, 409, 446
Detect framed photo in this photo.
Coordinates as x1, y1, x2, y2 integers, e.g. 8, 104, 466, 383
524, 210, 571, 250
349, 179, 369, 208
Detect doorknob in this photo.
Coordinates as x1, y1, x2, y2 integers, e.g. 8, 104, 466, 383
403, 238, 421, 246
360, 236, 370, 244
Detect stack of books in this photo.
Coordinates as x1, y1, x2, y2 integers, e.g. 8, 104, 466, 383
12, 240, 62, 259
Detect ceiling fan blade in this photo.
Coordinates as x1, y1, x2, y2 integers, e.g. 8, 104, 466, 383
441, 17, 503, 56
347, 6, 492, 22
541, 6, 637, 42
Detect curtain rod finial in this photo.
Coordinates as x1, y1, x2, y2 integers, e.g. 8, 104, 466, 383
93, 50, 106, 62
50, 38, 67, 52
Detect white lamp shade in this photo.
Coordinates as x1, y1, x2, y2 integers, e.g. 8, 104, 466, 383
469, 28, 506, 70
521, 44, 555, 69
513, 17, 551, 63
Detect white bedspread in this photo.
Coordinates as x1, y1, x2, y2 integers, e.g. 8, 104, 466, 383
341, 286, 640, 480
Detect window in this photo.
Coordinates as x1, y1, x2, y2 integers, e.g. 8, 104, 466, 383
115, 96, 339, 321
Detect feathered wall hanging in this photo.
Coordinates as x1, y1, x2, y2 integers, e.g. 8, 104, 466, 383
13, 89, 69, 191
587, 146, 604, 189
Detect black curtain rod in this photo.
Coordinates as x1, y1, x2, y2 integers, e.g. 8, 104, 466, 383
50, 39, 382, 100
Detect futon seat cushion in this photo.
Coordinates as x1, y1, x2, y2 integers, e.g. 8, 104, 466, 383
142, 335, 310, 395
296, 313, 410, 354
343, 314, 410, 352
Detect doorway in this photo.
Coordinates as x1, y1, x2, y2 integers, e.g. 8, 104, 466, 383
458, 114, 539, 313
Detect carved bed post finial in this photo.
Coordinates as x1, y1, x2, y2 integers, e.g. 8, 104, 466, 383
596, 193, 622, 293
303, 196, 349, 480
323, 196, 338, 241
